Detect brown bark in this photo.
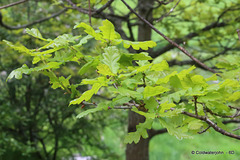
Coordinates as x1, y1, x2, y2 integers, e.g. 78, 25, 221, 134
126, 1, 154, 160
126, 111, 150, 160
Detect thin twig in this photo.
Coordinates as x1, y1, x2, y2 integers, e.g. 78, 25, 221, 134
0, 0, 28, 10
198, 126, 211, 134
88, 0, 92, 26
0, 8, 67, 30
121, 0, 217, 73
193, 96, 198, 116
156, 0, 181, 22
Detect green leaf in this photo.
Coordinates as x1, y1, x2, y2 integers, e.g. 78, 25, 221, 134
156, 71, 177, 84
178, 66, 196, 79
132, 52, 152, 60
136, 64, 152, 73
74, 22, 103, 41
76, 107, 102, 119
227, 91, 240, 102
143, 86, 170, 98
69, 83, 102, 105
162, 108, 185, 117
32, 56, 41, 64
191, 75, 208, 88
161, 90, 186, 103
169, 75, 182, 89
99, 19, 120, 40
34, 62, 62, 71
47, 34, 79, 48
151, 60, 169, 71
124, 119, 153, 144
81, 76, 108, 85
7, 64, 32, 81
112, 95, 131, 106
123, 40, 157, 50
188, 120, 203, 130
198, 92, 222, 103
32, 47, 63, 56
3, 40, 32, 54
52, 76, 71, 89
114, 87, 143, 99
76, 35, 93, 46
102, 46, 120, 74
144, 97, 159, 111
76, 102, 110, 119
159, 102, 176, 114
97, 63, 114, 76
78, 58, 99, 75
159, 118, 192, 140
124, 132, 141, 144
25, 28, 48, 41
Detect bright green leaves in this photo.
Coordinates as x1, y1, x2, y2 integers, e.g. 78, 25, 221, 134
74, 22, 102, 41
124, 119, 153, 144
70, 76, 109, 105
76, 102, 109, 119
7, 64, 31, 81
97, 64, 114, 76
101, 46, 120, 75
151, 60, 169, 71
188, 120, 203, 130
99, 19, 120, 40
70, 83, 102, 105
3, 40, 31, 55
25, 28, 48, 41
123, 40, 157, 50
79, 58, 100, 75
5, 18, 240, 146
143, 86, 170, 99
159, 118, 192, 140
75, 19, 156, 50
52, 76, 71, 89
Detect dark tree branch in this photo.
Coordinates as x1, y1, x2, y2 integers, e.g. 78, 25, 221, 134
155, 0, 173, 5
149, 128, 168, 139
223, 119, 240, 124
150, 22, 227, 58
180, 110, 240, 140
0, 0, 28, 10
0, 8, 68, 30
65, 0, 116, 17
121, 0, 217, 73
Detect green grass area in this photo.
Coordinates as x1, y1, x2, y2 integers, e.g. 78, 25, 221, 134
150, 129, 240, 160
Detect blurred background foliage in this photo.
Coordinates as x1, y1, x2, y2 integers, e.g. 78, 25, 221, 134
0, 0, 239, 159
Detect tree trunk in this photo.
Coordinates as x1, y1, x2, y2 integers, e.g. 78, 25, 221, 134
126, 111, 150, 160
126, 1, 154, 160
